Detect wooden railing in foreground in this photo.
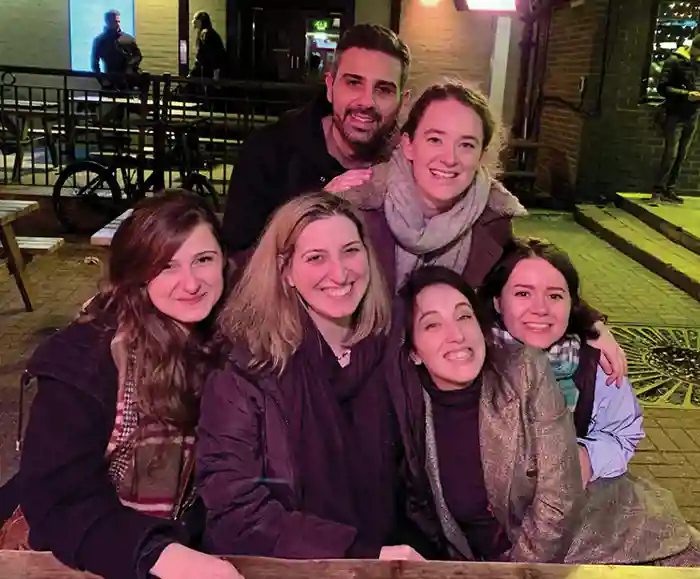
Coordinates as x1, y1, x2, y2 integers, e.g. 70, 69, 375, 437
0, 552, 697, 579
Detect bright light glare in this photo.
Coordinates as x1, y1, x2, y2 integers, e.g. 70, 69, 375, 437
467, 0, 517, 10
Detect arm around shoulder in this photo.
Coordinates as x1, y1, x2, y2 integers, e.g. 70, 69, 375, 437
507, 349, 585, 563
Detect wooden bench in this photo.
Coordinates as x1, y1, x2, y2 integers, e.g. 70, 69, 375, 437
90, 208, 133, 246
0, 199, 65, 312
90, 208, 223, 247
0, 236, 64, 255
0, 551, 697, 579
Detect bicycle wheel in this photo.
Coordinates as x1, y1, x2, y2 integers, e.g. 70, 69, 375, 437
181, 173, 221, 212
53, 160, 124, 234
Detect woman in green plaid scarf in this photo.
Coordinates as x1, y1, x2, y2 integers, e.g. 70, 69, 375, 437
481, 237, 700, 566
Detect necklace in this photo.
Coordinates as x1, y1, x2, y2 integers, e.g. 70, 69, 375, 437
336, 350, 351, 362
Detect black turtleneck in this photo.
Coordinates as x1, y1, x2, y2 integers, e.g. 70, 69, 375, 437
425, 379, 511, 560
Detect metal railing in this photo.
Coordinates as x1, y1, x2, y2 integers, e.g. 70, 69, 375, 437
0, 65, 322, 193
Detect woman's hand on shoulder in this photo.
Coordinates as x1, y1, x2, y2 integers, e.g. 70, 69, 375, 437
588, 320, 627, 387
150, 543, 245, 579
324, 169, 373, 195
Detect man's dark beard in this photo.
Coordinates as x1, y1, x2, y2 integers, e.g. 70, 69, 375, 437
332, 108, 398, 163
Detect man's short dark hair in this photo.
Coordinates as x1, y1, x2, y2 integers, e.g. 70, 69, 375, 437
105, 9, 120, 23
334, 24, 411, 87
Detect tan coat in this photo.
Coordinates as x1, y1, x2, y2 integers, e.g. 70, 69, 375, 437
425, 343, 586, 563
425, 343, 694, 565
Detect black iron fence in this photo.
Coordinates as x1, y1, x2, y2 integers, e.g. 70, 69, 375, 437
0, 65, 322, 193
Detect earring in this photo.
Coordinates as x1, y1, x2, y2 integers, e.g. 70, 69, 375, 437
409, 352, 421, 366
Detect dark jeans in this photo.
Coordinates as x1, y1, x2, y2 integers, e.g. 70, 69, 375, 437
655, 113, 697, 191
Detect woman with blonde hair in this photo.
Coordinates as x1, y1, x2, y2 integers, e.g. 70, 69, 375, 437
197, 192, 436, 560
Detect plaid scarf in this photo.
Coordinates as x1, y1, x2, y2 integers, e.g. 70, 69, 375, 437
106, 348, 195, 519
491, 326, 581, 410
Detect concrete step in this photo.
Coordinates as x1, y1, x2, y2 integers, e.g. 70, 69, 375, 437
575, 204, 700, 303
615, 193, 700, 257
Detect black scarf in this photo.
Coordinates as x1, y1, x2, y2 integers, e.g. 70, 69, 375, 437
280, 320, 398, 551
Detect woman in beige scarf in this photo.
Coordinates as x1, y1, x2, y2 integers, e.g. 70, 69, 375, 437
340, 80, 628, 385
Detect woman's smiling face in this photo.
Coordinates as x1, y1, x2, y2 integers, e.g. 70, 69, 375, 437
401, 98, 485, 213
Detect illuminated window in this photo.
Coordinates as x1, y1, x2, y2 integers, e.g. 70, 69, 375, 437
69, 0, 136, 72
642, 0, 700, 102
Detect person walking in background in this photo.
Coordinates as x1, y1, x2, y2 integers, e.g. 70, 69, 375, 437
190, 11, 229, 81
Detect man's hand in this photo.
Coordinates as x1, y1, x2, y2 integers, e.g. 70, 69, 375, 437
688, 91, 700, 102
323, 169, 372, 194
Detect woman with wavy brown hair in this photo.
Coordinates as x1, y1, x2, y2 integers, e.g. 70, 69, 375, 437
0, 192, 243, 579
197, 192, 435, 560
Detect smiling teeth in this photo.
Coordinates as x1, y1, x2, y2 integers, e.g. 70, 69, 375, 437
445, 350, 472, 361
430, 169, 458, 179
323, 286, 352, 297
526, 323, 550, 330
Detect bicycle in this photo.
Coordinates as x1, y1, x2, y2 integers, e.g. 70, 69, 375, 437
52, 117, 220, 234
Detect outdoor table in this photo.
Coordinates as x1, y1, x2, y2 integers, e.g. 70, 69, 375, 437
0, 99, 59, 182
0, 552, 697, 579
0, 199, 39, 311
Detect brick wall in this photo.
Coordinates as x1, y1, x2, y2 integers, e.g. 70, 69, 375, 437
577, 0, 677, 198
399, 0, 496, 95
539, 0, 700, 200
535, 0, 605, 199
355, 0, 392, 27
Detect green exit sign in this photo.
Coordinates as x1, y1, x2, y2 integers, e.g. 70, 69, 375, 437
312, 19, 329, 32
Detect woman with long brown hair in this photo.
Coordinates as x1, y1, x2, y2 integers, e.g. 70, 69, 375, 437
197, 192, 436, 559
0, 193, 243, 579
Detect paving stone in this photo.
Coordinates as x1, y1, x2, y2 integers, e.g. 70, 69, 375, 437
628, 464, 654, 479
665, 429, 700, 452
636, 435, 657, 452
655, 477, 700, 496
644, 428, 680, 452
630, 451, 667, 465
648, 463, 700, 479
661, 452, 691, 465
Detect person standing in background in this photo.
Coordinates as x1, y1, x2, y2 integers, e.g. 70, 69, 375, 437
91, 9, 142, 90
653, 34, 700, 204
